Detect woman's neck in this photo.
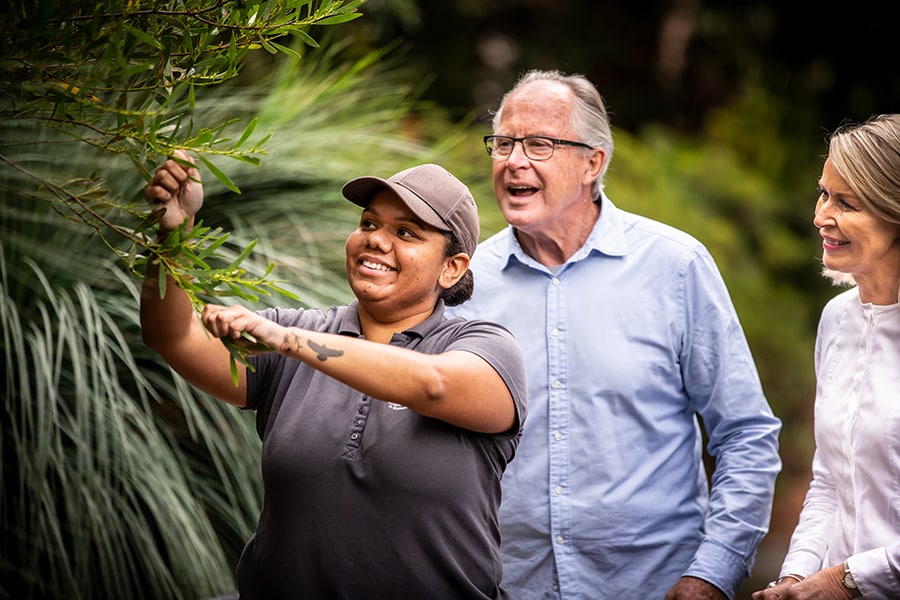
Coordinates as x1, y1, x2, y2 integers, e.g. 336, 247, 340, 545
356, 303, 435, 343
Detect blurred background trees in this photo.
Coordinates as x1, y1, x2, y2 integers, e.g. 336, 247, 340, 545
3, 1, 899, 598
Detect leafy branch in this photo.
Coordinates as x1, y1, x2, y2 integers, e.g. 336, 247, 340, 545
1, 0, 363, 375
151, 219, 290, 384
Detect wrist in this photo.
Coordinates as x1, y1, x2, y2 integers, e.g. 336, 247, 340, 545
842, 563, 861, 598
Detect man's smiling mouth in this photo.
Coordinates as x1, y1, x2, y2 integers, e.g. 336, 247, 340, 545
508, 185, 537, 196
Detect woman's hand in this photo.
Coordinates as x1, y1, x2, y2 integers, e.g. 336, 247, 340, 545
201, 304, 281, 355
144, 149, 204, 232
752, 565, 852, 600
752, 576, 800, 600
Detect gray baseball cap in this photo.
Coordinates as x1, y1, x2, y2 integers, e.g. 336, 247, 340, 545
341, 163, 480, 256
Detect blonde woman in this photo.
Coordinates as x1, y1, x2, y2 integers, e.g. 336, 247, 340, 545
754, 115, 900, 599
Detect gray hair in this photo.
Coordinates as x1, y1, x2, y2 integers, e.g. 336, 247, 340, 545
492, 69, 614, 197
823, 113, 900, 301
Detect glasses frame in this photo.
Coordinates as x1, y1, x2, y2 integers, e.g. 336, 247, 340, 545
483, 135, 594, 161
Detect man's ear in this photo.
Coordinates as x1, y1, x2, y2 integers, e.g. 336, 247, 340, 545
584, 147, 607, 185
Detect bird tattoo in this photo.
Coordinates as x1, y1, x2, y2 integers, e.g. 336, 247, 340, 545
308, 339, 344, 361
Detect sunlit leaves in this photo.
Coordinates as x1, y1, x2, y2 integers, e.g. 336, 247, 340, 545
0, 1, 360, 377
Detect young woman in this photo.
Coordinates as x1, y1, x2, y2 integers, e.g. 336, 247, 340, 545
141, 153, 527, 599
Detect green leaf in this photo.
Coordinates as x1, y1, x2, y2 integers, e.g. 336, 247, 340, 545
269, 41, 303, 60
221, 334, 265, 388
122, 24, 164, 50
234, 116, 259, 149
314, 14, 363, 26
251, 133, 272, 149
229, 351, 239, 386
226, 282, 260, 302
260, 39, 278, 55
197, 154, 241, 194
270, 284, 301, 302
179, 246, 211, 270
227, 155, 262, 166
193, 130, 214, 146
235, 331, 276, 352
196, 233, 230, 258
292, 29, 319, 48
158, 265, 167, 298
227, 239, 258, 270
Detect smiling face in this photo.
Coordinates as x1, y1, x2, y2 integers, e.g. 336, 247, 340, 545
345, 189, 467, 323
814, 158, 900, 303
491, 80, 606, 260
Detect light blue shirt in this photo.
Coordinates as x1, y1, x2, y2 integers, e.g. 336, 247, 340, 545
448, 195, 782, 599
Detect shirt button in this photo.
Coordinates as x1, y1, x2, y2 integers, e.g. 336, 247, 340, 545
552, 278, 560, 286
553, 380, 562, 389
554, 485, 563, 495
553, 432, 562, 441
350, 433, 360, 440
556, 535, 564, 544
551, 327, 559, 336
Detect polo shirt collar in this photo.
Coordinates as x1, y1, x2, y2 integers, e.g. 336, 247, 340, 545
341, 299, 447, 341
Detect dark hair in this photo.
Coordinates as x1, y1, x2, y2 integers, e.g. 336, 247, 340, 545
441, 234, 474, 306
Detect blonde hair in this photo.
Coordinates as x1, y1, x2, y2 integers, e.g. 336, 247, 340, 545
822, 114, 900, 302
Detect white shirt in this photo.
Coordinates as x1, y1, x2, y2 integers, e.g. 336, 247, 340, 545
781, 286, 900, 597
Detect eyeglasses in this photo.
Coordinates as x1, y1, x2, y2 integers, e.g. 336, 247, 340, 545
483, 135, 593, 161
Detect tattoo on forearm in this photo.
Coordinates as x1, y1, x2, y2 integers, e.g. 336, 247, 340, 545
308, 339, 344, 361
283, 333, 343, 361
285, 333, 303, 355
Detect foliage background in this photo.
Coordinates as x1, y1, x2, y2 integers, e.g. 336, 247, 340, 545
4, 1, 900, 598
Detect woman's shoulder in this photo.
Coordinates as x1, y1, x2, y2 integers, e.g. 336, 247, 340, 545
257, 303, 353, 332
439, 314, 517, 341
817, 286, 860, 334
822, 285, 860, 314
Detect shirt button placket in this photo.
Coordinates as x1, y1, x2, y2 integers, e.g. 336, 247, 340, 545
546, 271, 572, 593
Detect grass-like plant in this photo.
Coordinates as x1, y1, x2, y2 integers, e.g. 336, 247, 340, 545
0, 3, 480, 598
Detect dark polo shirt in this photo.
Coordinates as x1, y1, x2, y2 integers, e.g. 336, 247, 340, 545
236, 299, 527, 599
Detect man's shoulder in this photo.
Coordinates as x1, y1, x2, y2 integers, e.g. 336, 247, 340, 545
616, 206, 704, 252
465, 228, 517, 282
472, 227, 513, 259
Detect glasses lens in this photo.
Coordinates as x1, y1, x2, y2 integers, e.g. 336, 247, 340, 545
524, 138, 554, 160
486, 136, 558, 160
488, 137, 513, 158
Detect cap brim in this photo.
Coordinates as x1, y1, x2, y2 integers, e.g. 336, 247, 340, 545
341, 176, 449, 233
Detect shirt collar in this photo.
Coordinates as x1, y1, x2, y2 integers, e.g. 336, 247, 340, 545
502, 192, 628, 271
588, 192, 627, 257
339, 298, 447, 341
